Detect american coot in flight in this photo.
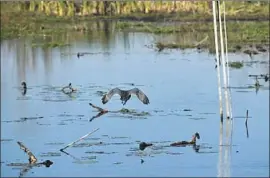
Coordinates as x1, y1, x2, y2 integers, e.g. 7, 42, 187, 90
102, 87, 150, 105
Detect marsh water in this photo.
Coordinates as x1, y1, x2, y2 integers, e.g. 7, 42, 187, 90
1, 21, 269, 177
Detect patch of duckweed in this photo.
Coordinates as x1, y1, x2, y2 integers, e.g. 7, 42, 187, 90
39, 152, 61, 157
85, 151, 117, 155
119, 108, 150, 116
228, 61, 244, 69
72, 142, 105, 148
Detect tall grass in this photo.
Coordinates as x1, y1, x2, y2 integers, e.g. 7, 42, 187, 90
1, 1, 268, 17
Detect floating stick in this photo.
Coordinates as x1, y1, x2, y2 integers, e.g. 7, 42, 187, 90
245, 110, 248, 126
245, 110, 249, 138
60, 128, 100, 151
17, 141, 37, 164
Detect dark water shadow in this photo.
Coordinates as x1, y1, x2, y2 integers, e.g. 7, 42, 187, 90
2, 116, 44, 123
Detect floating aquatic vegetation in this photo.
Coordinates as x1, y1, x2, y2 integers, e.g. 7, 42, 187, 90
39, 152, 61, 157
110, 136, 130, 139
84, 137, 101, 141
153, 109, 164, 113
121, 83, 135, 86
61, 118, 76, 122
113, 162, 123, 165
72, 142, 105, 148
36, 122, 51, 126
20, 116, 44, 121
81, 156, 97, 160
58, 113, 73, 117
16, 96, 32, 100
73, 159, 98, 164
228, 61, 244, 69
7, 163, 29, 167
1, 139, 13, 142
119, 108, 150, 116
110, 142, 133, 145
2, 116, 44, 123
165, 152, 183, 155
57, 122, 67, 125
85, 151, 117, 155
199, 112, 216, 115
108, 114, 148, 120
188, 117, 207, 120
44, 142, 65, 145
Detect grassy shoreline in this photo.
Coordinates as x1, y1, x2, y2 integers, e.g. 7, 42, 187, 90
1, 10, 269, 39
1, 2, 269, 54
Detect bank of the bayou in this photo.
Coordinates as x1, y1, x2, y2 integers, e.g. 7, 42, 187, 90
1, 1, 269, 54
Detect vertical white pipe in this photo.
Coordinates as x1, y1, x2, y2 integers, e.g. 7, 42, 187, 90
212, 0, 223, 122
217, 120, 224, 177
223, 1, 233, 120
218, 1, 230, 120
222, 0, 234, 147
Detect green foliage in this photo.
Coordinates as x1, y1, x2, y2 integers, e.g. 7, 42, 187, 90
228, 62, 244, 69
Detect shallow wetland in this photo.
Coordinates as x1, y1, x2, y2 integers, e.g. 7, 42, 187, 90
1, 2, 269, 177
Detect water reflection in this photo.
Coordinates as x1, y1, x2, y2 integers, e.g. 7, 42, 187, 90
217, 119, 233, 177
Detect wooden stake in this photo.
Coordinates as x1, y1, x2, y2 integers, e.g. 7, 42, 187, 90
245, 110, 248, 126
245, 110, 249, 138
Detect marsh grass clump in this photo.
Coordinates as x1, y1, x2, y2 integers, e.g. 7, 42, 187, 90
228, 61, 244, 69
1, 1, 269, 20
156, 42, 195, 51
119, 108, 150, 116
1, 1, 269, 54
32, 42, 70, 48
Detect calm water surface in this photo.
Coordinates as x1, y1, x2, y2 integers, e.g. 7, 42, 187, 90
1, 26, 269, 177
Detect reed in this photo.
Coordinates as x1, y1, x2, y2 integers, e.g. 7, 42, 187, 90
1, 1, 268, 18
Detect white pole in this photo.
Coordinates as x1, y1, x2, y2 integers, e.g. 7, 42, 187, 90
222, 1, 234, 148
217, 121, 224, 177
212, 0, 223, 122
223, 1, 233, 120
218, 1, 230, 120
